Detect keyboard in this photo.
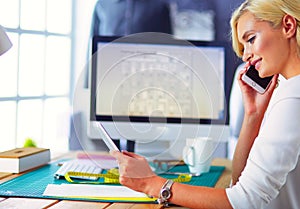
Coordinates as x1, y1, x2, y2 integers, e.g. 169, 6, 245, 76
54, 160, 102, 180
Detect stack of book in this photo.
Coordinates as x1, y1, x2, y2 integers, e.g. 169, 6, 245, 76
0, 147, 50, 173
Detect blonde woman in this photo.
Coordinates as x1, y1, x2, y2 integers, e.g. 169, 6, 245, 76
111, 0, 300, 208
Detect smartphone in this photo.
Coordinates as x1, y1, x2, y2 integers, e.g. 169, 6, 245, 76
96, 122, 120, 151
242, 65, 273, 94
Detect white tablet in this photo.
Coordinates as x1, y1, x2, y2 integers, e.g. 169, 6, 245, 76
96, 122, 120, 151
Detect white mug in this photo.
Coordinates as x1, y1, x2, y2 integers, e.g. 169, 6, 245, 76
182, 137, 217, 176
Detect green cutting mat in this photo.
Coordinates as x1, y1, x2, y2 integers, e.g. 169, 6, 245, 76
160, 165, 225, 186
0, 162, 224, 202
0, 162, 67, 198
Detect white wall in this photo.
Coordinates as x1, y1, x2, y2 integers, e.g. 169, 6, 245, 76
73, 0, 97, 84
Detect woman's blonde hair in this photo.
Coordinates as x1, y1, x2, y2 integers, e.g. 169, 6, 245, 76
230, 0, 300, 57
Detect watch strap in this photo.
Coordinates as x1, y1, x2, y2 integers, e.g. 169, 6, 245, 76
157, 179, 174, 206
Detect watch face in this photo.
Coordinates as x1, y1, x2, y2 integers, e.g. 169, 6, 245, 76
161, 189, 171, 199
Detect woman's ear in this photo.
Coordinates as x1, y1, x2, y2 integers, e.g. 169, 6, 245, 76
282, 14, 297, 38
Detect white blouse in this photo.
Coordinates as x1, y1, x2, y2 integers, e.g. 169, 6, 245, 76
226, 75, 300, 209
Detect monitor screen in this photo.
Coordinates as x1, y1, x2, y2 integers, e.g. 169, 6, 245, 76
91, 34, 227, 124
87, 33, 231, 159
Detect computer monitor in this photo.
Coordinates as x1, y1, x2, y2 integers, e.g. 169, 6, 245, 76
88, 33, 230, 160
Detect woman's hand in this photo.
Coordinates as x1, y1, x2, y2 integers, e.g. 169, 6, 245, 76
232, 65, 279, 185
110, 150, 163, 195
238, 65, 279, 117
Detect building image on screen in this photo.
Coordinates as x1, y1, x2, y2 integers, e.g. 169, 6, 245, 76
95, 40, 224, 119
89, 33, 229, 160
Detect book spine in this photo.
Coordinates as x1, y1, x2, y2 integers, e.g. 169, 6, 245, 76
19, 150, 50, 172
0, 158, 18, 173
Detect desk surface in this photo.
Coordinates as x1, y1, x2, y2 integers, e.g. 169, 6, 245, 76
0, 152, 232, 209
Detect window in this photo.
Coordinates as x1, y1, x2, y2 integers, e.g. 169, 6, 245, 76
0, 0, 73, 152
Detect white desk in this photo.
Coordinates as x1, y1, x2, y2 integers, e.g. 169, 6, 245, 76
0, 152, 231, 209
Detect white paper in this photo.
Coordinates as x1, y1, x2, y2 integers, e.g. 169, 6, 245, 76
43, 184, 148, 198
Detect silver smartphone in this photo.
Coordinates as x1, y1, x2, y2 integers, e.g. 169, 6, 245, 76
96, 122, 120, 151
242, 65, 273, 94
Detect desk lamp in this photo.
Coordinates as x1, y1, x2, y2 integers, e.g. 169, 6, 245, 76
0, 25, 12, 56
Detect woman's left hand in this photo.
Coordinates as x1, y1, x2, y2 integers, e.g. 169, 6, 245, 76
238, 66, 279, 117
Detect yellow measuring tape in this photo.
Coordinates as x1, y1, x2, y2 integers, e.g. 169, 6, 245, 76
65, 168, 120, 184
65, 168, 192, 184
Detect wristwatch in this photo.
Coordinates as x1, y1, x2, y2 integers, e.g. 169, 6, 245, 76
157, 179, 174, 206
